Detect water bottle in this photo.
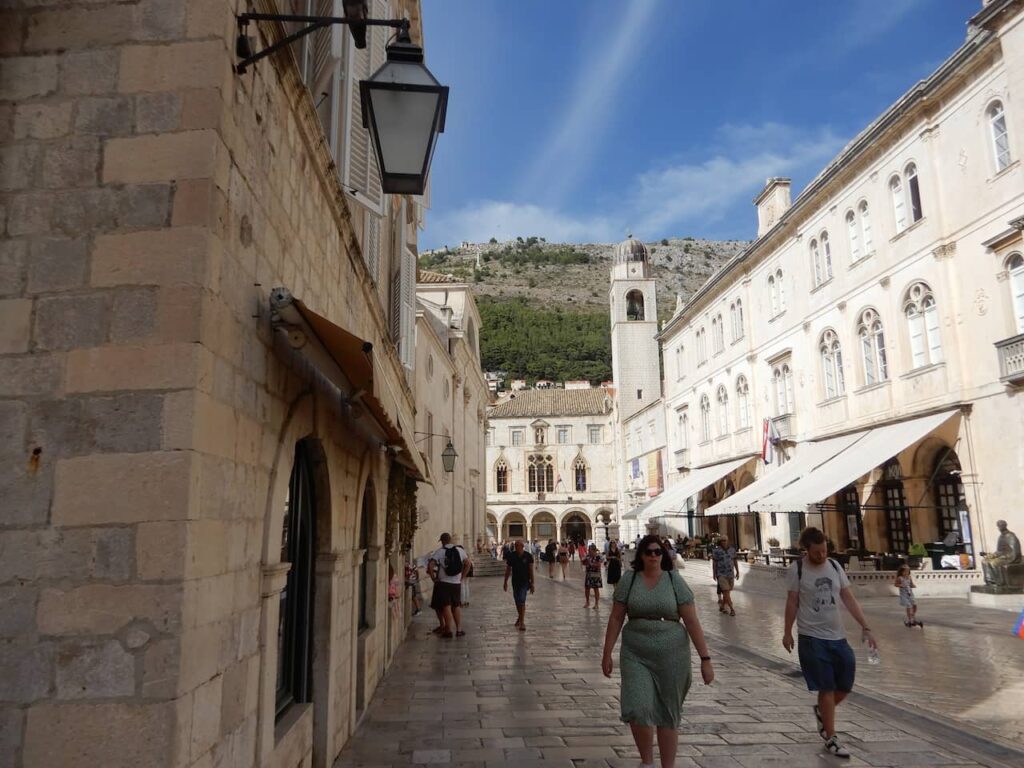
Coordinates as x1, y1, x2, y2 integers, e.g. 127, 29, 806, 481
863, 630, 880, 665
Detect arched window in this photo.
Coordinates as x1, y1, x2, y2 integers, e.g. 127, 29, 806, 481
735, 375, 750, 429
858, 308, 888, 385
681, 412, 689, 449
905, 163, 922, 223
574, 456, 588, 492
699, 394, 711, 442
776, 269, 785, 311
732, 299, 744, 340
527, 454, 554, 493
989, 100, 1011, 173
810, 239, 822, 286
772, 363, 794, 416
846, 211, 859, 262
859, 201, 873, 254
277, 441, 316, 716
819, 328, 845, 400
716, 385, 729, 436
1008, 253, 1024, 333
626, 289, 645, 321
821, 232, 833, 281
904, 282, 942, 368
696, 327, 707, 363
933, 451, 964, 538
713, 313, 724, 353
890, 174, 906, 232
768, 269, 784, 316
495, 459, 508, 493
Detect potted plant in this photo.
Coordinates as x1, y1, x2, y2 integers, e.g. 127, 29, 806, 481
767, 536, 780, 548
907, 543, 928, 570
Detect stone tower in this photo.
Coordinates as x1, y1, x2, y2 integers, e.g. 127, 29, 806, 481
609, 236, 661, 421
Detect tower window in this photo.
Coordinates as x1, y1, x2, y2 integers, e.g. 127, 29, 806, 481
626, 290, 645, 321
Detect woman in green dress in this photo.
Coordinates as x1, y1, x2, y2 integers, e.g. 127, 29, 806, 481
602, 534, 714, 768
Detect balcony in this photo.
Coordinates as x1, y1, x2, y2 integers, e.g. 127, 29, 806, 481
996, 333, 1024, 384
772, 413, 796, 440
673, 448, 690, 470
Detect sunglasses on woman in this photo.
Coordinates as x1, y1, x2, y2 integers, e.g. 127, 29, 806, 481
644, 548, 663, 556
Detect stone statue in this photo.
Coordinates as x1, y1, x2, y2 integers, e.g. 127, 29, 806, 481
981, 520, 1023, 588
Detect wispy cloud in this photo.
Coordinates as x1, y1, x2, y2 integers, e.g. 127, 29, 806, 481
516, 0, 662, 205
423, 122, 846, 249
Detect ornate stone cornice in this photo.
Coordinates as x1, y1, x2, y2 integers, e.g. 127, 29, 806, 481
932, 242, 957, 260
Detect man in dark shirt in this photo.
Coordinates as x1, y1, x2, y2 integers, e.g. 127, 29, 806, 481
503, 539, 535, 631
544, 540, 558, 579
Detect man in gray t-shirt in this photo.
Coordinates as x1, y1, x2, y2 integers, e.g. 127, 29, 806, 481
782, 527, 876, 760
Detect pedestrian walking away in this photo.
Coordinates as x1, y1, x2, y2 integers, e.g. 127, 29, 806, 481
606, 540, 623, 585
602, 534, 714, 768
711, 536, 740, 615
503, 539, 535, 630
583, 543, 605, 608
782, 526, 878, 760
545, 539, 558, 579
895, 564, 923, 628
557, 540, 570, 579
427, 532, 472, 639
404, 549, 422, 616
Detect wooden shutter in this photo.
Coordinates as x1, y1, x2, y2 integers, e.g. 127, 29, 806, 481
363, 210, 380, 284
924, 304, 942, 364
389, 269, 401, 344
399, 236, 416, 369
343, 0, 386, 210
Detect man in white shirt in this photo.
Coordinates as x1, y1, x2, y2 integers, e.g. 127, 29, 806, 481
427, 532, 472, 638
783, 527, 877, 760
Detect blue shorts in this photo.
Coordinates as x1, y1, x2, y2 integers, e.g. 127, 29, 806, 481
512, 583, 530, 605
797, 635, 856, 693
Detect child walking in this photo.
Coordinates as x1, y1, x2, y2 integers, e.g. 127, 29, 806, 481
895, 565, 923, 628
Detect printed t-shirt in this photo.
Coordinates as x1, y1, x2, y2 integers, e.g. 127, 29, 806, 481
506, 551, 534, 587
711, 546, 737, 577
786, 557, 850, 640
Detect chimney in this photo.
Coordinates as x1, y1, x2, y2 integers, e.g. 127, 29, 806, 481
754, 177, 792, 237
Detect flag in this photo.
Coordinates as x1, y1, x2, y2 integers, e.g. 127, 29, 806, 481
1015, 608, 1024, 640
761, 418, 777, 465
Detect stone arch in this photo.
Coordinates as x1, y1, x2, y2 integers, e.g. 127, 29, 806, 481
530, 509, 558, 542
560, 509, 593, 543
626, 289, 645, 321
501, 509, 528, 540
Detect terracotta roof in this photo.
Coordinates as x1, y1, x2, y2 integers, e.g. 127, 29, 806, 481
488, 389, 611, 418
418, 270, 456, 284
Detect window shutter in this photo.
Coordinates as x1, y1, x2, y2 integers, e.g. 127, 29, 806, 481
861, 333, 875, 385
822, 349, 835, 399
847, 214, 859, 262
343, 1, 385, 211
907, 309, 926, 368
861, 206, 873, 253
924, 304, 942, 364
389, 269, 401, 344
1012, 265, 1024, 333
363, 211, 380, 284
399, 243, 416, 370
891, 178, 906, 231
835, 347, 845, 394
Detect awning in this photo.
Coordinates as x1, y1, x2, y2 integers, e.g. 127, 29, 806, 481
269, 288, 427, 482
752, 410, 960, 513
705, 430, 865, 516
622, 456, 753, 521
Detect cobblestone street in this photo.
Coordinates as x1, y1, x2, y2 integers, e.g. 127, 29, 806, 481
334, 561, 1024, 768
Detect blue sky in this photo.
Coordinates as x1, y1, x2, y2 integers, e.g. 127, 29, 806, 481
420, 0, 977, 250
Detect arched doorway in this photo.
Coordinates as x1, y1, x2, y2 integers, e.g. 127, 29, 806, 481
933, 450, 965, 540
561, 511, 592, 544
530, 510, 557, 543
485, 511, 499, 544
502, 510, 527, 541
355, 481, 376, 715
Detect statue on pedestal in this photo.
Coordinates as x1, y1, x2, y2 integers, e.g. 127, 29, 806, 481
982, 520, 1023, 588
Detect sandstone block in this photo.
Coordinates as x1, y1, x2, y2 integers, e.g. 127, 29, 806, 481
0, 707, 24, 768
0, 354, 62, 397
23, 701, 176, 768
187, 0, 231, 40
60, 49, 118, 96
134, 0, 186, 41
33, 293, 110, 350
0, 298, 32, 353
25, 5, 134, 52
136, 92, 181, 134
141, 636, 180, 698
171, 178, 213, 226
109, 286, 158, 342
218, 658, 253, 736
0, 527, 134, 582
55, 639, 135, 699
7, 191, 51, 236
88, 391, 165, 453
103, 130, 219, 185
136, 521, 188, 580
38, 583, 182, 636
0, 143, 42, 191
178, 620, 230, 692
185, 519, 230, 580
119, 41, 225, 93
0, 400, 28, 460
0, 239, 27, 296
52, 450, 197, 525
0, 640, 52, 702
153, 284, 203, 343
0, 55, 58, 101
190, 674, 223, 760
91, 226, 209, 287
0, 459, 54, 527
65, 342, 199, 392
27, 237, 89, 293
181, 88, 223, 130
0, 585, 37, 638
0, 12, 25, 56
41, 136, 100, 188
14, 101, 73, 140
115, 183, 174, 229
74, 96, 134, 137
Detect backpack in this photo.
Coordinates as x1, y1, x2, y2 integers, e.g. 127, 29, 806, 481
443, 545, 463, 577
796, 557, 841, 582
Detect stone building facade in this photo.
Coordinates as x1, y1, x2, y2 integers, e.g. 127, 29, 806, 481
0, 2, 449, 768
485, 389, 618, 545
413, 272, 488, 557
654, 0, 1024, 562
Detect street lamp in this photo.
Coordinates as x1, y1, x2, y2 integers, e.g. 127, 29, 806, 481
441, 441, 458, 474
360, 30, 448, 195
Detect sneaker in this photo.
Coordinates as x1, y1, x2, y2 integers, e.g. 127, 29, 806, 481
823, 736, 850, 759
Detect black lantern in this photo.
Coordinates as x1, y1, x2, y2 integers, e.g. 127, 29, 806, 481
441, 441, 458, 473
359, 30, 448, 195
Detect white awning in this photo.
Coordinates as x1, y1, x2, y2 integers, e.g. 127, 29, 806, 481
623, 456, 753, 522
752, 410, 960, 513
705, 430, 866, 516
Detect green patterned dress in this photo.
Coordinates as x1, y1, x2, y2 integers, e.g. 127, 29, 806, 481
613, 569, 695, 728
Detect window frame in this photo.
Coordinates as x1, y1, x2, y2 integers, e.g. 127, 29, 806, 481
699, 394, 712, 443
903, 282, 942, 368
716, 385, 729, 437
735, 375, 751, 429
819, 328, 845, 400
527, 454, 555, 493
495, 459, 509, 493
1008, 253, 1024, 334
989, 100, 1012, 173
857, 308, 889, 385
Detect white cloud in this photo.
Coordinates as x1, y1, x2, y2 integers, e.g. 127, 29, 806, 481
423, 122, 846, 248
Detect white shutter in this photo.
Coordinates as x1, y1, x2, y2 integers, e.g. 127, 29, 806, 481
907, 309, 925, 368
891, 178, 906, 231
399, 241, 416, 370
1012, 264, 1024, 333
363, 210, 380, 284
822, 349, 835, 399
861, 333, 875, 385
860, 206, 873, 253
924, 304, 942, 364
847, 214, 859, 262
835, 347, 845, 394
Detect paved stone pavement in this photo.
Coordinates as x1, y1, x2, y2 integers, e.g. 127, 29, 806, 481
333, 560, 1023, 768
